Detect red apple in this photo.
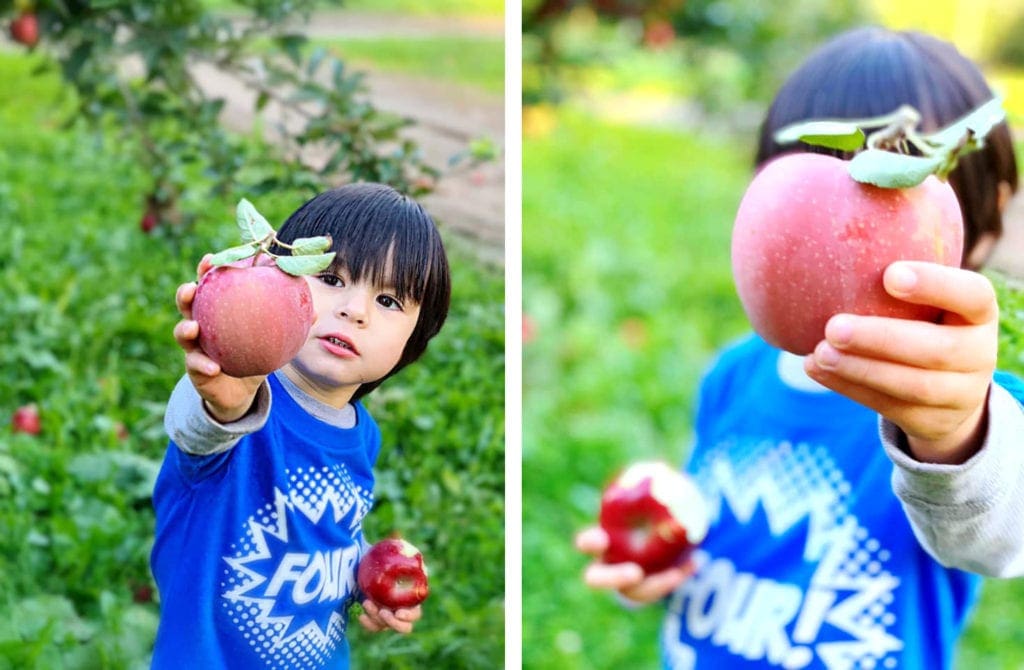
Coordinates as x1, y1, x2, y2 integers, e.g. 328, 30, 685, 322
11, 403, 41, 435
599, 461, 709, 575
140, 209, 158, 233
357, 538, 430, 609
192, 255, 314, 377
731, 152, 963, 355
9, 12, 39, 48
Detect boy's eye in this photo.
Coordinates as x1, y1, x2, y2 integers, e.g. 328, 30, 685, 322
377, 295, 402, 310
318, 273, 343, 287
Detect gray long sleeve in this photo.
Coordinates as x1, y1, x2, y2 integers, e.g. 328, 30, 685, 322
163, 374, 272, 456
881, 382, 1024, 578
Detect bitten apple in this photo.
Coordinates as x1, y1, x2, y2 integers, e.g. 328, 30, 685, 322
599, 461, 709, 575
192, 255, 314, 377
731, 152, 964, 355
357, 538, 430, 610
11, 404, 41, 435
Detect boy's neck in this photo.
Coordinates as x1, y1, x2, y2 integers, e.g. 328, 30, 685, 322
273, 370, 357, 429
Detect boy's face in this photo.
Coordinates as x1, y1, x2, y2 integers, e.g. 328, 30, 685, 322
281, 265, 421, 407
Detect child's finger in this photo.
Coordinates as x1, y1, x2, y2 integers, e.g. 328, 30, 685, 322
357, 612, 385, 633
393, 606, 422, 623
197, 254, 215, 280
176, 282, 197, 319
173, 320, 199, 347
883, 261, 998, 325
583, 561, 644, 591
378, 608, 414, 634
620, 565, 692, 603
821, 314, 995, 374
185, 350, 221, 378
574, 526, 609, 555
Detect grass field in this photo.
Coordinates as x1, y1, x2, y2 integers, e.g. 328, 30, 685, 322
523, 108, 1024, 669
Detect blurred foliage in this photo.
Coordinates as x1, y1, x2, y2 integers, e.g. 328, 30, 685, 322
0, 52, 503, 669
523, 0, 871, 113
0, 0, 440, 235
522, 108, 1024, 669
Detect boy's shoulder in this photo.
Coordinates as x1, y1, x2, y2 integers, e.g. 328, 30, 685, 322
994, 369, 1024, 404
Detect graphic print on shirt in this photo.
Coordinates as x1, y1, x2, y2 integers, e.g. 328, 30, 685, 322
221, 463, 372, 668
663, 441, 902, 670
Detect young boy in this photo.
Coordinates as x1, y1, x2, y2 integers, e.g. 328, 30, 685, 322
577, 27, 1024, 669
151, 183, 450, 669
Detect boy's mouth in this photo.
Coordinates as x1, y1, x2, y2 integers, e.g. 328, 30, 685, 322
320, 334, 359, 356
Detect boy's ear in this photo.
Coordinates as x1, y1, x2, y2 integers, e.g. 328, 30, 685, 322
998, 180, 1013, 215
965, 232, 998, 270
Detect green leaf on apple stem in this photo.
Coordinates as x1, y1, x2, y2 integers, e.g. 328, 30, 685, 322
236, 198, 274, 243
773, 120, 866, 152
275, 252, 336, 276
209, 242, 259, 266
848, 149, 943, 188
923, 97, 1005, 150
290, 235, 333, 256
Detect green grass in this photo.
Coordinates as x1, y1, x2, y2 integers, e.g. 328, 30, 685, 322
0, 51, 503, 669
323, 36, 504, 94
523, 108, 1024, 669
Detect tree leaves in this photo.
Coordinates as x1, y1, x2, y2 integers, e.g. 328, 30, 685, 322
274, 252, 336, 276
210, 199, 335, 275
773, 120, 865, 152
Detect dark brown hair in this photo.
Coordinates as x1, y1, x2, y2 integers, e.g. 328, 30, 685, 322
756, 26, 1018, 261
275, 182, 451, 400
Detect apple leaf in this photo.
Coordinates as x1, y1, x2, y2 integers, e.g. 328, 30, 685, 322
208, 242, 259, 266
290, 235, 333, 256
275, 252, 336, 276
236, 198, 274, 243
923, 97, 1005, 150
848, 149, 944, 188
773, 120, 866, 152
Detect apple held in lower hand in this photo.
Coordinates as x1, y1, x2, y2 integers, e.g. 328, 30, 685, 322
599, 461, 710, 575
357, 538, 430, 609
731, 152, 963, 355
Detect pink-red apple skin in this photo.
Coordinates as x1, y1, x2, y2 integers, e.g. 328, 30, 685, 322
599, 462, 709, 575
9, 13, 39, 47
11, 404, 41, 435
192, 256, 314, 377
357, 538, 430, 609
731, 153, 964, 355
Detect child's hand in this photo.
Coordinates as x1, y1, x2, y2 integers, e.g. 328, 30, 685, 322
575, 526, 694, 604
804, 260, 997, 464
172, 254, 267, 423
357, 600, 422, 634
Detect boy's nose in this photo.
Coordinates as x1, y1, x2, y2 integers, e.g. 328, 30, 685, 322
337, 289, 371, 325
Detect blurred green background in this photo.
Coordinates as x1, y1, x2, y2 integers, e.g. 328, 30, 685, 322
0, 0, 503, 668
523, 0, 1024, 668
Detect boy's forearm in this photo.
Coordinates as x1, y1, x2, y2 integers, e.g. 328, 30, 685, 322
164, 374, 272, 456
881, 383, 1024, 577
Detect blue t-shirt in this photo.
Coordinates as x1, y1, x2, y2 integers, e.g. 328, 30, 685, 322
661, 334, 994, 670
151, 374, 380, 669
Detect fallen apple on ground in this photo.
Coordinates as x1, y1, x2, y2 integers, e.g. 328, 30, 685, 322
9, 12, 39, 47
731, 152, 963, 355
357, 538, 430, 610
599, 461, 709, 575
11, 403, 41, 435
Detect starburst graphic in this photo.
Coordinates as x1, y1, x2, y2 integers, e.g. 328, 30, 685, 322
220, 463, 373, 668
664, 440, 903, 669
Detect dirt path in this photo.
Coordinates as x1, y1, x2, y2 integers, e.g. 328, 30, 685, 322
203, 10, 505, 265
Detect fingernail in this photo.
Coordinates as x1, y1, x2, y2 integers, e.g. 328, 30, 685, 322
827, 315, 853, 346
815, 342, 841, 369
887, 263, 917, 295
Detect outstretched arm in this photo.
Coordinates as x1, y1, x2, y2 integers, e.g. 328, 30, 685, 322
804, 260, 1024, 575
